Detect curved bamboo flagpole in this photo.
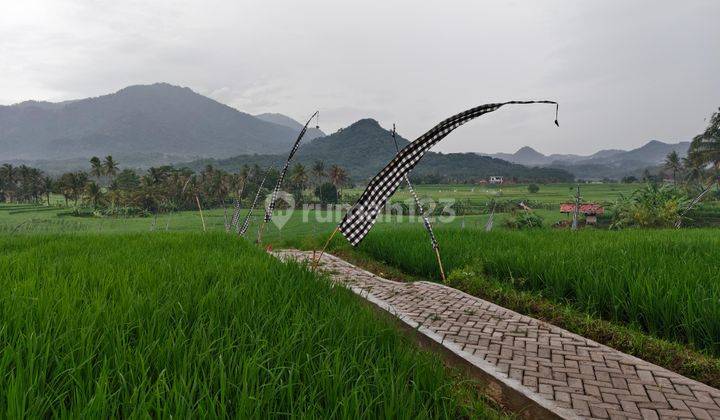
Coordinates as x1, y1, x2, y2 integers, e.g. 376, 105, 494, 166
390, 123, 446, 282
165, 176, 193, 231
259, 111, 319, 246
240, 168, 273, 237
195, 194, 207, 232
676, 177, 717, 228
311, 227, 339, 272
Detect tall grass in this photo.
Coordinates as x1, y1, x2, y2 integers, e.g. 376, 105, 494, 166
359, 227, 720, 356
0, 233, 502, 418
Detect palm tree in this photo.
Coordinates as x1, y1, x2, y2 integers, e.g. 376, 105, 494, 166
84, 181, 103, 208
42, 176, 54, 205
144, 167, 165, 186
290, 164, 308, 191
0, 164, 17, 202
664, 151, 681, 182
683, 155, 705, 188
58, 172, 75, 206
0, 164, 17, 201
90, 156, 103, 180
328, 165, 349, 200
311, 160, 325, 186
104, 155, 118, 180
687, 108, 720, 170
73, 172, 89, 206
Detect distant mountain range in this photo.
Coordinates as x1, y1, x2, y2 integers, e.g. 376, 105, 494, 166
185, 119, 574, 183
0, 83, 305, 162
484, 140, 691, 179
10, 82, 672, 182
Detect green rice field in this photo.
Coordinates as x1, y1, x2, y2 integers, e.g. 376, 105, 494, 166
346, 182, 637, 205
3, 181, 720, 413
354, 227, 720, 356
0, 233, 504, 418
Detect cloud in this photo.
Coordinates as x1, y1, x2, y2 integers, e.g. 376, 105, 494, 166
1, 0, 718, 154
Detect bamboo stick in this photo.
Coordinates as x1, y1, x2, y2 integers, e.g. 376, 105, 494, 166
434, 246, 447, 282
312, 227, 339, 272
195, 194, 206, 232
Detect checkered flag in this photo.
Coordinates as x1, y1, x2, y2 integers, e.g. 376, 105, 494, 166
264, 111, 319, 223
239, 169, 272, 236
339, 101, 558, 246
391, 124, 439, 250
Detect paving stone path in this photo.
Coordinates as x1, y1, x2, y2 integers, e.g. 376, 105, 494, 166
273, 249, 720, 420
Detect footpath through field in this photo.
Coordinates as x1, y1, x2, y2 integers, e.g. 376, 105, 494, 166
273, 249, 720, 420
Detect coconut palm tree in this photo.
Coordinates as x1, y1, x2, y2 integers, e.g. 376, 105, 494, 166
104, 155, 118, 180
311, 160, 325, 186
290, 164, 308, 191
0, 164, 17, 202
682, 155, 705, 188
664, 151, 682, 182
42, 176, 54, 205
687, 108, 720, 170
90, 157, 104, 181
84, 181, 103, 208
328, 165, 349, 200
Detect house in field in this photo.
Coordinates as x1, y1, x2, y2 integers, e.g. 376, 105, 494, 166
489, 176, 504, 184
560, 203, 605, 225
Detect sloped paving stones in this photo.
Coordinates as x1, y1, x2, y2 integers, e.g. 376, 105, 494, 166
273, 249, 720, 420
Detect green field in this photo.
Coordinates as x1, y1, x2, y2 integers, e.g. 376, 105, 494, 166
3, 181, 720, 411
0, 233, 504, 418
0, 201, 587, 240
346, 182, 638, 205
352, 227, 720, 356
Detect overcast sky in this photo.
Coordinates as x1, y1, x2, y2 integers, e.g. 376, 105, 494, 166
1, 0, 719, 155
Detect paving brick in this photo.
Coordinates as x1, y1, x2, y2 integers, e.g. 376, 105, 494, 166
274, 250, 720, 420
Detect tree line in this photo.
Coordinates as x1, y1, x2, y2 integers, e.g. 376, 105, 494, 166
0, 157, 351, 216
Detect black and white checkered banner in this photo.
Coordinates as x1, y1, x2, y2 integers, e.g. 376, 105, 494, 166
239, 169, 272, 236
392, 124, 439, 250
339, 101, 558, 246
264, 111, 319, 223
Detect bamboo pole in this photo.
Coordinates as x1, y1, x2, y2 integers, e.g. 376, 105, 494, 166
256, 221, 266, 245
312, 227, 339, 272
391, 123, 447, 282
676, 178, 716, 228
571, 185, 580, 231
195, 194, 207, 232
433, 246, 447, 282
223, 203, 229, 233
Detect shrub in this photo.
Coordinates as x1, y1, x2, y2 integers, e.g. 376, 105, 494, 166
505, 211, 543, 229
527, 184, 540, 193
610, 183, 689, 228
314, 182, 338, 204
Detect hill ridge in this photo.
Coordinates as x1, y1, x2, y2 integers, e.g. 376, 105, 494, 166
0, 83, 304, 162
183, 118, 574, 183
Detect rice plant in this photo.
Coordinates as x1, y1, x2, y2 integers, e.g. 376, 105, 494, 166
0, 232, 504, 418
359, 227, 720, 356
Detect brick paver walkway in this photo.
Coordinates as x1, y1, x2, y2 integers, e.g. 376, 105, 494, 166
274, 249, 720, 420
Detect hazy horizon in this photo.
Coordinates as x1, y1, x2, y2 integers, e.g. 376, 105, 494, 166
2, 0, 718, 155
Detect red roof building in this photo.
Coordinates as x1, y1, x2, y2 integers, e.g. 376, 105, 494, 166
559, 203, 605, 215
560, 203, 605, 225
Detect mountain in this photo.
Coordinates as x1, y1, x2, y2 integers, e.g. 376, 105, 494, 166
184, 119, 574, 183
0, 83, 302, 163
583, 140, 690, 166
254, 113, 325, 141
485, 140, 690, 179
492, 146, 550, 166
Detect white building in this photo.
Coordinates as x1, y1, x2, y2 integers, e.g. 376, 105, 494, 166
489, 176, 504, 184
